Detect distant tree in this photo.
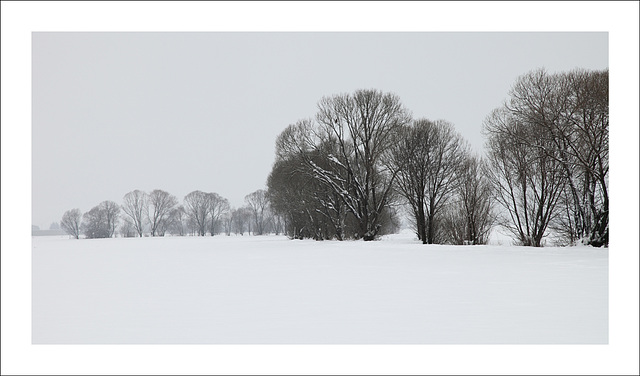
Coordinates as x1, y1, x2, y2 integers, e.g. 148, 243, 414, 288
183, 190, 209, 236
60, 209, 82, 239
167, 205, 187, 236
221, 210, 234, 236
82, 206, 108, 239
122, 190, 148, 237
49, 222, 60, 230
101, 200, 120, 238
232, 207, 251, 235
206, 192, 230, 236
81, 201, 119, 239
147, 189, 178, 236
119, 220, 136, 238
269, 211, 285, 236
245, 189, 269, 235
441, 155, 496, 245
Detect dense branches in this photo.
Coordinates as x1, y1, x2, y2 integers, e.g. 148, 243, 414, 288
122, 190, 148, 237
268, 90, 490, 243
483, 68, 608, 247
442, 155, 496, 245
81, 201, 120, 239
390, 119, 470, 244
268, 90, 410, 241
183, 190, 209, 236
314, 90, 411, 240
207, 192, 230, 236
148, 189, 178, 236
60, 208, 82, 239
245, 189, 269, 236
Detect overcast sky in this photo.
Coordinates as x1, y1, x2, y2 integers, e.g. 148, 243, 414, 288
32, 32, 608, 228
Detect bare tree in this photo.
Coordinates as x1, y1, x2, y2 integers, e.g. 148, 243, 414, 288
101, 200, 120, 238
483, 107, 566, 247
82, 205, 109, 239
221, 210, 234, 236
391, 119, 468, 244
313, 89, 412, 240
206, 192, 230, 236
267, 90, 411, 241
245, 189, 269, 235
548, 69, 609, 246
269, 212, 285, 236
147, 189, 178, 236
167, 205, 187, 236
122, 190, 148, 237
184, 190, 209, 236
484, 68, 607, 247
81, 201, 120, 238
268, 141, 348, 240
119, 220, 136, 238
60, 208, 82, 239
232, 207, 251, 235
441, 155, 496, 245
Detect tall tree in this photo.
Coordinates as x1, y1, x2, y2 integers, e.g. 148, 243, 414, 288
313, 89, 411, 240
484, 107, 566, 247
122, 190, 148, 237
484, 68, 607, 247
391, 119, 468, 244
550, 69, 609, 246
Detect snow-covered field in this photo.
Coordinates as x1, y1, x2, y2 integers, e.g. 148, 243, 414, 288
32, 231, 608, 344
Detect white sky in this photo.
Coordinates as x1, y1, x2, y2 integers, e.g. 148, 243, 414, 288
2, 2, 639, 375
31, 31, 608, 228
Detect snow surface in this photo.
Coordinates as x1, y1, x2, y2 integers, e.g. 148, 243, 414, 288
32, 231, 608, 344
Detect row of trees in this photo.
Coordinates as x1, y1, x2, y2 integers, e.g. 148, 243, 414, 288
267, 90, 495, 244
267, 68, 608, 247
60, 68, 608, 247
60, 189, 280, 239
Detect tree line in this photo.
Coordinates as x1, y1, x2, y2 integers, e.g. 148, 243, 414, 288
60, 68, 608, 247
267, 68, 608, 246
60, 188, 280, 239
267, 90, 493, 244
